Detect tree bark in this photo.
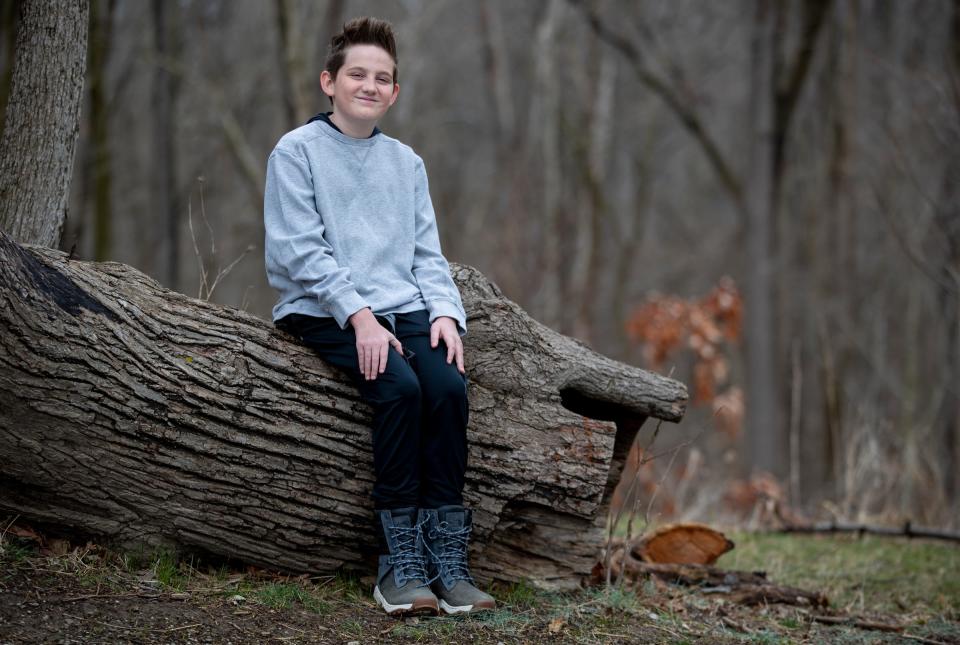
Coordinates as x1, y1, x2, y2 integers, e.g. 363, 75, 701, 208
0, 0, 89, 248
0, 232, 687, 590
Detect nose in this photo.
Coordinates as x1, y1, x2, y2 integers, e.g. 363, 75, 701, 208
362, 76, 376, 94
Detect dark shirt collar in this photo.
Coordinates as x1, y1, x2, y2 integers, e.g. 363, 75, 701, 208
307, 111, 381, 138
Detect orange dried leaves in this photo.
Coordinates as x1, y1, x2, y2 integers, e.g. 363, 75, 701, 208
626, 277, 742, 406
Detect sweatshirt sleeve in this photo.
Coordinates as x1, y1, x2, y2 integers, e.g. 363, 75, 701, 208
411, 156, 467, 335
264, 147, 369, 328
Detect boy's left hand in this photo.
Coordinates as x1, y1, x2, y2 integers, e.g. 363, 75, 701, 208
430, 316, 465, 374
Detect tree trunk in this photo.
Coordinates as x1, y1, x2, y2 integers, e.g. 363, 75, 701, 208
151, 0, 180, 289
275, 0, 311, 129
89, 0, 114, 262
745, 0, 783, 477
0, 0, 19, 135
0, 0, 89, 248
0, 232, 687, 590
938, 0, 960, 516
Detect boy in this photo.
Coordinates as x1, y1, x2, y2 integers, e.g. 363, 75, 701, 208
263, 17, 495, 617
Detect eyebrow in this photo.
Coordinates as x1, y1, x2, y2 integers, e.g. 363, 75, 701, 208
344, 66, 393, 79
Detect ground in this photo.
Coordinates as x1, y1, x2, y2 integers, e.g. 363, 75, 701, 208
0, 527, 957, 644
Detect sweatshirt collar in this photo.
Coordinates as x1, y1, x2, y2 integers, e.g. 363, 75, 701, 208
308, 111, 381, 145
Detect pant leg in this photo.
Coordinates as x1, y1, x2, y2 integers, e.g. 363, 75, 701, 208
278, 313, 422, 509
393, 310, 469, 509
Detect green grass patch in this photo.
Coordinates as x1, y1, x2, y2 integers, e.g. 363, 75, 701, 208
151, 549, 187, 590
254, 582, 330, 614
0, 538, 37, 564
719, 531, 960, 616
493, 579, 541, 611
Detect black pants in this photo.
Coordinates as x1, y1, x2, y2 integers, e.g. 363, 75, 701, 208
277, 310, 468, 509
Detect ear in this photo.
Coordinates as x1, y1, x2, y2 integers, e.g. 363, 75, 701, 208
388, 82, 400, 107
320, 70, 335, 98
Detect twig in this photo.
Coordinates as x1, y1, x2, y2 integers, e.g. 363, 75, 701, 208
61, 591, 161, 602
160, 623, 202, 633
207, 244, 254, 301
720, 616, 751, 633
187, 175, 253, 302
87, 618, 201, 632
901, 634, 950, 645
0, 514, 20, 541
187, 188, 209, 300
808, 614, 902, 633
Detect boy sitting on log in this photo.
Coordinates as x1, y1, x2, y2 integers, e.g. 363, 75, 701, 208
263, 16, 495, 617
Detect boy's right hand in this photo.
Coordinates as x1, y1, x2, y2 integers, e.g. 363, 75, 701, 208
348, 308, 403, 381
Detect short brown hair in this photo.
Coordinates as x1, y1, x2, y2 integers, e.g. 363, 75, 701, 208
324, 17, 398, 84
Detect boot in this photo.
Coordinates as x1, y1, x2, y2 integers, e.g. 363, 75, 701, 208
373, 507, 439, 616
420, 505, 496, 614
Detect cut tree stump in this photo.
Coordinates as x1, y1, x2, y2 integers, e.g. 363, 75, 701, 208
633, 523, 735, 565
595, 534, 829, 608
0, 231, 687, 589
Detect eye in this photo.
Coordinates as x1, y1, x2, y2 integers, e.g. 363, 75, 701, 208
350, 72, 364, 79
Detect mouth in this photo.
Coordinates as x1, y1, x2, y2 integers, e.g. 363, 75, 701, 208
356, 96, 378, 104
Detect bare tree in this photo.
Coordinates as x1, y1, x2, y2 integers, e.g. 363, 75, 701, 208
0, 0, 89, 248
0, 0, 18, 135
745, 0, 780, 476
89, 0, 116, 261
151, 0, 181, 289
275, 0, 311, 128
935, 0, 960, 514
533, 0, 565, 330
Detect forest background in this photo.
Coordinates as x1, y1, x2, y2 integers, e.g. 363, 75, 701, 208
1, 0, 956, 530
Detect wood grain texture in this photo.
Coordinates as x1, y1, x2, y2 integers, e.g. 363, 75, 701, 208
0, 232, 687, 589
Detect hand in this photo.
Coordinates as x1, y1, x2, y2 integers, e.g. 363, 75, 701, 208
430, 316, 464, 374
349, 308, 403, 380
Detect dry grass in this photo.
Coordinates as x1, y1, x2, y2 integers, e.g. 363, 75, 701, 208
2, 523, 958, 644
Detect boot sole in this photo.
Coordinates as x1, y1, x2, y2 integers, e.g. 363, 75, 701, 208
439, 598, 497, 615
374, 586, 439, 617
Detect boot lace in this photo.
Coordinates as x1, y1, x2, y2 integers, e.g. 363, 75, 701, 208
388, 518, 430, 586
426, 521, 475, 584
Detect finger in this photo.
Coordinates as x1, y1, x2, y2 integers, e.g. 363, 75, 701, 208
446, 335, 455, 364
430, 324, 439, 348
456, 341, 465, 374
391, 338, 403, 355
378, 342, 388, 374
368, 346, 378, 380
358, 345, 367, 380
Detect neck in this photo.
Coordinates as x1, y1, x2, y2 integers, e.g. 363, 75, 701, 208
328, 110, 376, 139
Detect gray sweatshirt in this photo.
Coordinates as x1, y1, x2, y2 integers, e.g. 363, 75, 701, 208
263, 120, 467, 334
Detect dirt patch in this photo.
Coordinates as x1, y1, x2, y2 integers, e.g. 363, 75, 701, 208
1, 532, 958, 644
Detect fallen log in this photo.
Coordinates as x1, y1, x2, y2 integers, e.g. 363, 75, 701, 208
0, 231, 687, 590
776, 520, 960, 544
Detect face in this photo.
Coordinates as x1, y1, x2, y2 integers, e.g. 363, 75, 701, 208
320, 44, 399, 126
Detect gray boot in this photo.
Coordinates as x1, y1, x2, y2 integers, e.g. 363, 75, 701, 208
420, 505, 496, 614
373, 507, 439, 616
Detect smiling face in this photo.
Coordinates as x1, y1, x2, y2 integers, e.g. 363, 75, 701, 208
320, 44, 399, 136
